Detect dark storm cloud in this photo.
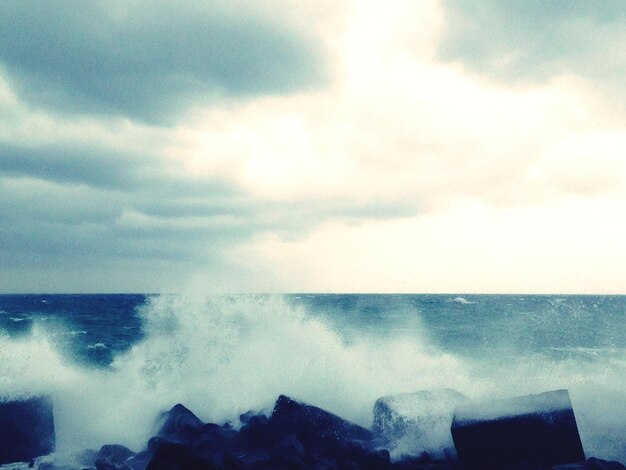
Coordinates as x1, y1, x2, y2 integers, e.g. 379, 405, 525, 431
0, 158, 418, 278
0, 142, 237, 199
439, 0, 626, 89
0, 173, 251, 273
0, 0, 327, 123
0, 143, 144, 189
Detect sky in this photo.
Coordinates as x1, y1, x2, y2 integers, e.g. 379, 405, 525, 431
0, 0, 625, 294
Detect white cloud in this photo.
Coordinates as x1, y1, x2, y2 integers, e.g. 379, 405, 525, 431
1, 0, 625, 293
240, 196, 626, 294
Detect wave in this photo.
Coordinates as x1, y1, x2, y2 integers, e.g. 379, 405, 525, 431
446, 296, 474, 305
9, 317, 28, 322
0, 294, 624, 463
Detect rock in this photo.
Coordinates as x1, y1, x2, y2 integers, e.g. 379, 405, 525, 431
586, 457, 626, 470
271, 395, 372, 446
145, 442, 217, 470
191, 422, 239, 455
147, 436, 170, 454
94, 444, 135, 470
373, 389, 469, 458
156, 403, 203, 445
451, 389, 586, 470
238, 414, 273, 449
37, 464, 76, 470
552, 460, 626, 470
364, 448, 392, 469
234, 448, 273, 467
126, 451, 153, 470
0, 395, 55, 465
272, 433, 305, 459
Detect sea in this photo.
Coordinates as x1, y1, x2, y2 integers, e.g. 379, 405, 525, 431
0, 294, 624, 463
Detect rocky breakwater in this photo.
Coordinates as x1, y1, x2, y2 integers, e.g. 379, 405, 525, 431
0, 396, 55, 466
3, 390, 626, 470
140, 395, 445, 470
373, 388, 470, 459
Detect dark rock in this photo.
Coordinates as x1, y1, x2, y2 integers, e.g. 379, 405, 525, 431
0, 395, 55, 464
37, 464, 55, 470
37, 464, 74, 470
451, 389, 585, 470
391, 453, 432, 470
427, 463, 453, 470
94, 444, 135, 470
362, 449, 392, 469
126, 451, 153, 470
334, 440, 368, 465
239, 410, 260, 427
239, 415, 272, 449
145, 442, 217, 470
273, 433, 305, 459
147, 436, 170, 455
552, 464, 586, 470
281, 455, 308, 469
235, 448, 273, 467
271, 395, 372, 447
96, 461, 131, 470
586, 457, 626, 470
156, 404, 203, 445
373, 389, 469, 458
192, 422, 240, 460
310, 462, 338, 470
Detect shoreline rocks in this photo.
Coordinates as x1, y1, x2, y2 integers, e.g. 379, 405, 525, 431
2, 390, 625, 470
0, 396, 55, 465
373, 389, 470, 459
452, 389, 586, 470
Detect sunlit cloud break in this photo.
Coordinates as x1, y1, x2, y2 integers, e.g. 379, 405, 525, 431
0, 0, 625, 294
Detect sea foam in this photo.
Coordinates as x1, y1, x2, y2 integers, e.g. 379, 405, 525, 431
0, 294, 624, 463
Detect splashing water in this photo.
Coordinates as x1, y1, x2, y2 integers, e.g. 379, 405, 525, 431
0, 294, 624, 462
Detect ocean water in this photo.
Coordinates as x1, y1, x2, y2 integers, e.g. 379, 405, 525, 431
0, 294, 624, 462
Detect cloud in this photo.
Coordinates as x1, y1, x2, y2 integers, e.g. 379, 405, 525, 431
0, 143, 148, 189
438, 0, 626, 96
0, 0, 328, 123
1, 0, 625, 293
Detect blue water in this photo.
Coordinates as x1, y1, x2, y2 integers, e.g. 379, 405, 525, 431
0, 294, 624, 461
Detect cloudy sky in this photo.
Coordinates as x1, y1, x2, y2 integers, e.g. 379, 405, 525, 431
1, 0, 625, 294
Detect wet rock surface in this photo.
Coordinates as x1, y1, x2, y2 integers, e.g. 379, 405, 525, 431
3, 392, 625, 470
373, 389, 469, 458
0, 396, 55, 465
452, 390, 586, 470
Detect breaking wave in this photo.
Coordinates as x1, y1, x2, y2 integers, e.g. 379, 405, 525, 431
0, 294, 624, 462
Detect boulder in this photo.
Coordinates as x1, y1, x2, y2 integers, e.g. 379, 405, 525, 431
552, 459, 626, 470
125, 451, 153, 470
94, 444, 135, 470
191, 422, 240, 465
145, 442, 218, 469
451, 389, 585, 470
156, 403, 203, 445
373, 389, 469, 457
271, 395, 372, 447
551, 463, 587, 470
585, 458, 626, 470
0, 395, 55, 464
